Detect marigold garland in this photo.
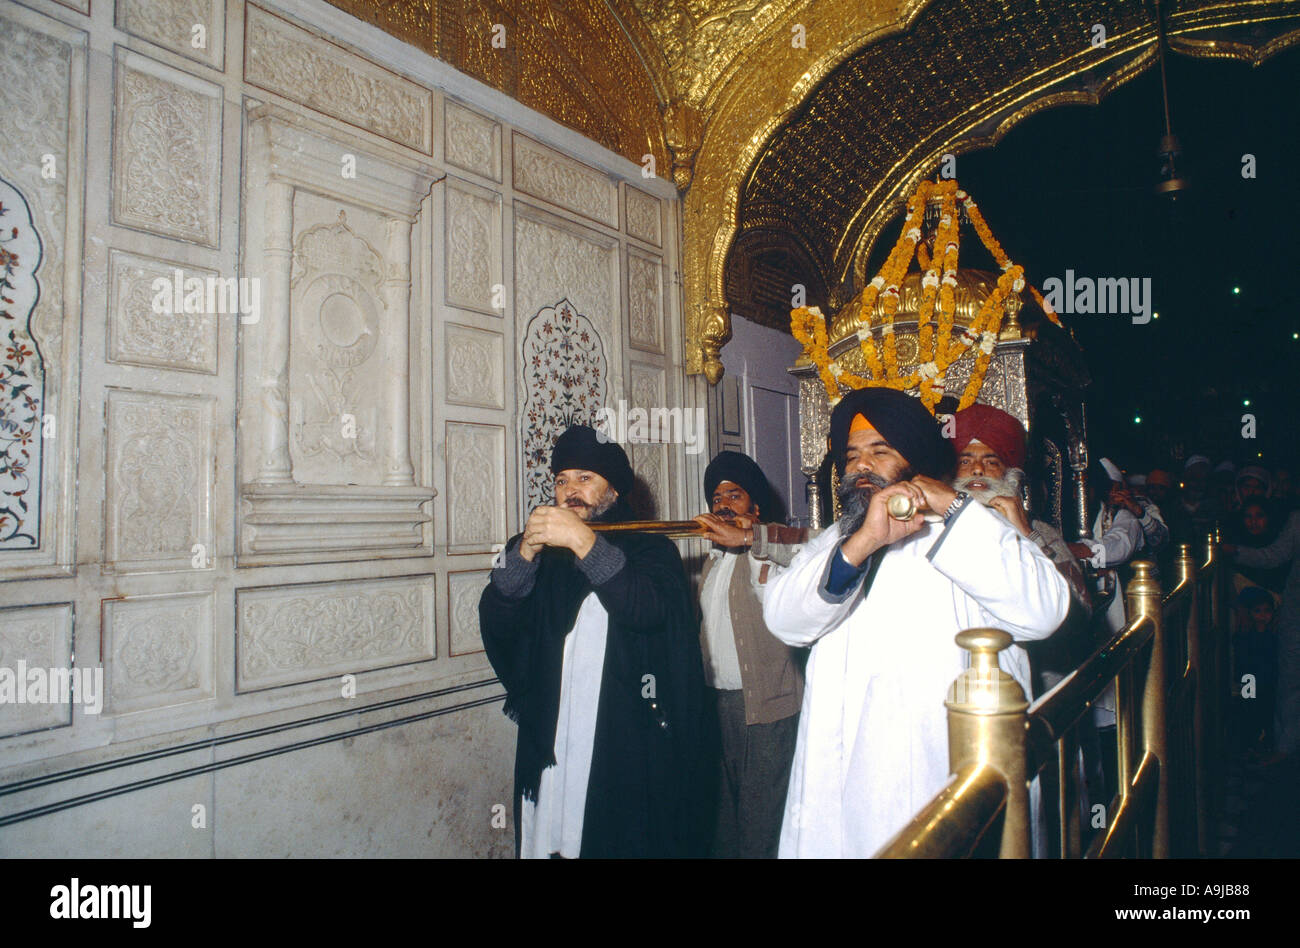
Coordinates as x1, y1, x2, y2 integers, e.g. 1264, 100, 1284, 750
790, 177, 1061, 412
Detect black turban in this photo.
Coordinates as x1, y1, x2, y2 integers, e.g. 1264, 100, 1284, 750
549, 424, 634, 496
828, 388, 954, 479
704, 451, 772, 517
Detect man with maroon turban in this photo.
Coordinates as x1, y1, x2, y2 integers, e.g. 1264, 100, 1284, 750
950, 404, 1091, 612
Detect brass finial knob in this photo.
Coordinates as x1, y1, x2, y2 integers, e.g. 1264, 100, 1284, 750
947, 628, 1027, 714
955, 628, 1013, 655
1125, 559, 1164, 616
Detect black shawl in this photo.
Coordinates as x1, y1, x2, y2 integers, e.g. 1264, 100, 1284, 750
478, 507, 706, 858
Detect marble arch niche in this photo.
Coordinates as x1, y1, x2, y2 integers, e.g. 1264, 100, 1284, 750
238, 105, 437, 565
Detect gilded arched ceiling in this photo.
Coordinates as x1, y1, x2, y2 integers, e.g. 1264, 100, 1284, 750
325, 0, 1300, 381
734, 0, 1300, 329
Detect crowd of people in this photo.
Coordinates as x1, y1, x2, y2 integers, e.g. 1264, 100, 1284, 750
1107, 454, 1299, 766
475, 407, 1297, 858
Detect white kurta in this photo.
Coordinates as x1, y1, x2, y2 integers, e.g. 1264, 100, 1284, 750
762, 501, 1069, 858
519, 592, 608, 859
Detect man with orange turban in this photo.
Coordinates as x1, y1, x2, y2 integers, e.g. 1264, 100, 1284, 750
763, 388, 1069, 858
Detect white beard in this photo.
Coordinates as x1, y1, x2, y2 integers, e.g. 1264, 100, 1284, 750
952, 469, 1026, 508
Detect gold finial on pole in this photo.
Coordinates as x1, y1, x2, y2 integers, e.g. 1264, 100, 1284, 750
947, 628, 1031, 857
999, 291, 1024, 341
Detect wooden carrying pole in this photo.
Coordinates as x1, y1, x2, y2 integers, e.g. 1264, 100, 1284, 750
588, 520, 706, 538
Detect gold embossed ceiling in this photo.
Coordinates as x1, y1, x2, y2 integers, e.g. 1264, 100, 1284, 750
324, 0, 922, 180
324, 0, 674, 168
734, 0, 1300, 325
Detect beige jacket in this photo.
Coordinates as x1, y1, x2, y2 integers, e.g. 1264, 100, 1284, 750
699, 524, 808, 725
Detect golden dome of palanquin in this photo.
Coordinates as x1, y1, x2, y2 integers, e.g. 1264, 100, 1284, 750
823, 268, 1010, 382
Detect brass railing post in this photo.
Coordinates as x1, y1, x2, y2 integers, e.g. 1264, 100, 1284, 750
948, 629, 1031, 858
1203, 531, 1226, 824
1128, 561, 1169, 858
1177, 543, 1209, 856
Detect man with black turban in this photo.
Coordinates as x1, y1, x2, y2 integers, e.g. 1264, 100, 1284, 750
691, 450, 806, 857
762, 388, 1069, 857
479, 424, 705, 857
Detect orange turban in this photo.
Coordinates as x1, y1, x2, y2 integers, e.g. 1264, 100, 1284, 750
849, 413, 876, 435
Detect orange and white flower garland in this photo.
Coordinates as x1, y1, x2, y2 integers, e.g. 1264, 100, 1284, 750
790, 178, 1054, 412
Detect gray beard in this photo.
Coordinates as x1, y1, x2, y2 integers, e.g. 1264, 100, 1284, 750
837, 470, 893, 536
590, 488, 618, 518
565, 487, 618, 520
952, 469, 1025, 507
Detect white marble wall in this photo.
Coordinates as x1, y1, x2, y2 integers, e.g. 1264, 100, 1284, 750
0, 0, 685, 858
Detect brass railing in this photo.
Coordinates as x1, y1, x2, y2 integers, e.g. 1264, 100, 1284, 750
877, 535, 1229, 858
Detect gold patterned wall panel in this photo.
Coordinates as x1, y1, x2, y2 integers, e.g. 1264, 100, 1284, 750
326, 0, 671, 170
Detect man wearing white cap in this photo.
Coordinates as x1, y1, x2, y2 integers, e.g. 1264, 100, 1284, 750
1068, 458, 1145, 584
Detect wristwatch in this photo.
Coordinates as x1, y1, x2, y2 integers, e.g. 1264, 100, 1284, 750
943, 491, 970, 524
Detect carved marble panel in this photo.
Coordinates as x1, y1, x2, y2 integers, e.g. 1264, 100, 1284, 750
117, 0, 226, 70
0, 603, 74, 737
287, 192, 389, 487
514, 208, 619, 354
236, 574, 435, 692
444, 323, 504, 410
237, 106, 437, 564
444, 100, 501, 182
445, 422, 505, 554
626, 250, 663, 355
629, 363, 669, 518
444, 179, 502, 316
105, 389, 215, 573
111, 48, 222, 248
520, 301, 608, 515
631, 440, 669, 520
107, 250, 219, 374
0, 7, 85, 571
625, 186, 662, 247
244, 4, 432, 154
448, 569, 490, 657
512, 134, 617, 228
103, 592, 214, 714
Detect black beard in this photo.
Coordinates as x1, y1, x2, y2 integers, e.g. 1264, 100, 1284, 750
837, 470, 892, 535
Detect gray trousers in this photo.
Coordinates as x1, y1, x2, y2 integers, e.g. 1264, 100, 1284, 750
710, 688, 799, 859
